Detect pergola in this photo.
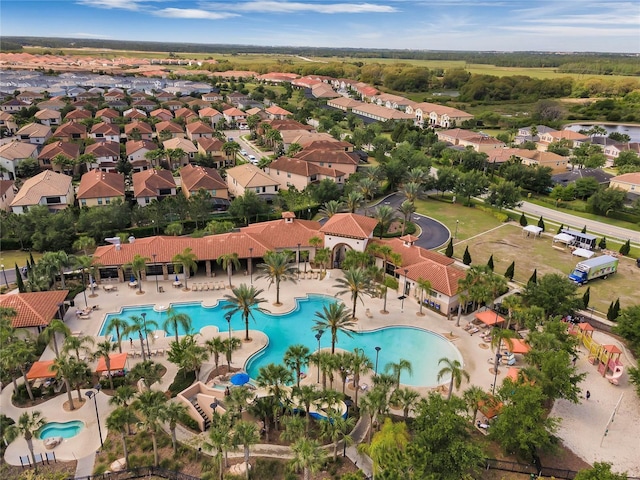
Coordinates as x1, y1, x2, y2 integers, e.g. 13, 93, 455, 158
95, 353, 128, 373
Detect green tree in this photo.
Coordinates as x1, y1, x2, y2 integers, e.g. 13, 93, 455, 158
334, 267, 374, 319
437, 357, 470, 400
313, 301, 356, 355
416, 277, 432, 316
204, 412, 234, 480
504, 260, 515, 280
258, 250, 298, 306
105, 316, 128, 353
453, 170, 489, 205
463, 385, 490, 425
256, 363, 293, 430
462, 246, 472, 265
133, 390, 168, 466
619, 239, 631, 256
389, 387, 420, 420
109, 385, 137, 435
172, 247, 198, 290
385, 358, 413, 389
523, 273, 581, 318
613, 305, 640, 356
7, 411, 46, 471
582, 286, 591, 309
167, 334, 208, 378
528, 268, 538, 286
124, 254, 150, 294
92, 340, 116, 390
289, 438, 325, 480
519, 212, 528, 226
106, 407, 135, 469
217, 252, 241, 289
372, 205, 397, 239
222, 336, 241, 368
486, 254, 494, 271
164, 401, 188, 454
397, 200, 416, 235
39, 319, 71, 358
163, 308, 192, 344
321, 410, 355, 461
223, 284, 268, 342
128, 360, 164, 390
233, 420, 260, 478
599, 236, 607, 250
205, 336, 226, 372
588, 188, 626, 215
284, 344, 311, 388
486, 180, 521, 210
575, 462, 628, 480
319, 200, 344, 218
361, 417, 410, 478
445, 238, 454, 258
124, 315, 158, 362
228, 190, 270, 225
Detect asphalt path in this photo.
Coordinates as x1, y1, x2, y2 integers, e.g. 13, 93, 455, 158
516, 201, 640, 245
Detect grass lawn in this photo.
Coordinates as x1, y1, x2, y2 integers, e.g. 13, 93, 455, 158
453, 224, 639, 313
0, 250, 41, 269
414, 197, 503, 243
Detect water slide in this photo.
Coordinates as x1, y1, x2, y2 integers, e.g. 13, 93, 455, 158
606, 366, 624, 385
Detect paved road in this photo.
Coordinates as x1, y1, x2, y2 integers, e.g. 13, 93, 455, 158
516, 201, 640, 244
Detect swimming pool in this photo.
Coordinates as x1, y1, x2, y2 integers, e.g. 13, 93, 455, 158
38, 421, 84, 440
101, 294, 462, 387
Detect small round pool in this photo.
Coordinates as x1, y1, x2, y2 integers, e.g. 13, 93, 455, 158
38, 421, 84, 440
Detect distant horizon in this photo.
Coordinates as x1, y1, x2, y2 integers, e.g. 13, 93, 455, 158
1, 1, 638, 54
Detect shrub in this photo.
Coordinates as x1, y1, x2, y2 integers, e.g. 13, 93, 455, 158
180, 414, 200, 432
462, 246, 472, 265
168, 368, 196, 397
493, 212, 509, 222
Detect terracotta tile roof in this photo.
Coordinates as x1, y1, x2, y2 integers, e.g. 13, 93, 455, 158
64, 109, 92, 121
0, 291, 69, 328
11, 170, 72, 207
91, 122, 120, 136
611, 172, 640, 185
0, 179, 15, 196
77, 169, 125, 199
155, 120, 184, 134
320, 213, 378, 239
552, 130, 589, 141
300, 139, 352, 150
197, 137, 224, 153
281, 131, 333, 145
16, 123, 51, 138
369, 237, 454, 267
266, 105, 292, 116
124, 109, 147, 119
522, 151, 567, 164
223, 107, 245, 117
180, 164, 226, 193
294, 149, 359, 166
85, 140, 120, 157
227, 164, 280, 188
54, 122, 86, 137
124, 121, 153, 135
38, 141, 79, 160
0, 141, 38, 160
245, 107, 262, 116
242, 215, 323, 248
268, 156, 345, 178
175, 107, 197, 119
163, 137, 198, 153
186, 121, 214, 134
265, 119, 313, 132
397, 259, 465, 297
150, 108, 173, 119
132, 168, 176, 197
125, 139, 157, 156
34, 109, 61, 120
95, 107, 120, 119
199, 107, 221, 118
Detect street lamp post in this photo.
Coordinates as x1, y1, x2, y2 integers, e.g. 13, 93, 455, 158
297, 243, 301, 279
491, 352, 502, 396
343, 398, 353, 457
315, 330, 324, 384
401, 269, 409, 312
152, 253, 159, 293
455, 220, 459, 239
85, 385, 104, 448
1, 264, 9, 289
374, 346, 381, 374
248, 247, 253, 285
141, 312, 151, 358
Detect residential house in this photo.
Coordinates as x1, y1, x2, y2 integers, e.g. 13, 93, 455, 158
411, 103, 474, 128
327, 97, 365, 112
518, 150, 569, 173
266, 156, 345, 191
95, 107, 120, 123
187, 99, 210, 110
1, 98, 31, 112
457, 134, 505, 153
16, 91, 44, 103
222, 107, 246, 126
123, 108, 148, 120
226, 164, 280, 199
163, 137, 197, 167
227, 91, 250, 106
196, 137, 228, 168
155, 120, 184, 140
104, 90, 126, 102
132, 99, 157, 112
150, 108, 174, 122
179, 164, 228, 208
538, 130, 589, 150
10, 170, 74, 214
202, 91, 224, 103
37, 97, 67, 111
64, 109, 92, 123
132, 169, 177, 205
350, 103, 414, 122
609, 172, 640, 195
34, 108, 61, 126
154, 91, 175, 102
174, 107, 197, 122
552, 168, 613, 187
0, 180, 16, 212
186, 121, 215, 141
293, 148, 360, 178
0, 112, 18, 134
16, 123, 52, 145
514, 125, 556, 144
90, 122, 121, 142
257, 73, 300, 84
38, 141, 80, 172
84, 141, 121, 172
311, 83, 341, 99
198, 107, 223, 127
124, 121, 153, 140
125, 140, 157, 172
53, 122, 87, 142
265, 105, 292, 120
0, 141, 38, 180
163, 100, 184, 112
77, 169, 125, 207
603, 142, 640, 167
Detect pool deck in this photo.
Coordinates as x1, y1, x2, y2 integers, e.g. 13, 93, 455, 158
2, 268, 639, 475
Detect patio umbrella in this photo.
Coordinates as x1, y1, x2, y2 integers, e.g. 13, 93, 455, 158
130, 274, 135, 282
175, 274, 179, 282
230, 372, 250, 386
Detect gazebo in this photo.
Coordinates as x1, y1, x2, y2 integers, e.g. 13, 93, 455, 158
522, 225, 542, 238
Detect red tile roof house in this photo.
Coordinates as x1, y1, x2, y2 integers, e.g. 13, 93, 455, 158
95, 107, 121, 123
198, 107, 223, 127
16, 90, 45, 103
202, 92, 224, 103
179, 164, 228, 201
226, 164, 280, 198
125, 121, 154, 141
1, 98, 31, 112
34, 108, 62, 126
150, 108, 174, 122
37, 97, 67, 111
0, 141, 38, 180
538, 130, 589, 150
174, 107, 197, 122
163, 100, 184, 112
0, 179, 16, 212
132, 99, 157, 112
0, 291, 69, 333
186, 120, 215, 141
126, 139, 157, 172
0, 111, 19, 134
265, 105, 293, 120
196, 138, 228, 169
123, 108, 148, 120
155, 120, 185, 140
77, 169, 125, 207
90, 122, 121, 142
64, 108, 92, 123
132, 168, 177, 206
266, 156, 346, 191
163, 137, 198, 168
222, 107, 247, 126
10, 170, 74, 214
293, 148, 360, 178
84, 141, 121, 172
53, 122, 87, 142
16, 123, 52, 145
38, 141, 80, 172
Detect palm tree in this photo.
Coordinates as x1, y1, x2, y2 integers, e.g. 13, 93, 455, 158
52, 355, 80, 410
334, 267, 374, 319
313, 248, 330, 274
350, 348, 373, 407
490, 327, 517, 364
39, 319, 71, 358
163, 308, 192, 343
105, 316, 128, 353
312, 301, 356, 354
222, 336, 242, 369
128, 360, 164, 390
133, 390, 168, 466
164, 401, 188, 454
358, 177, 378, 212
281, 415, 306, 444
217, 253, 241, 288
437, 357, 470, 400
63, 334, 95, 360
334, 351, 353, 394
124, 315, 158, 362
109, 385, 137, 435
205, 336, 226, 372
345, 191, 364, 213
463, 385, 489, 425
73, 235, 96, 255
401, 181, 424, 204
385, 359, 413, 389
93, 340, 117, 390
292, 384, 319, 433
257, 250, 297, 306
167, 334, 208, 379
319, 200, 344, 218
321, 411, 356, 461
416, 277, 432, 316
7, 411, 46, 470
172, 247, 198, 290
106, 407, 134, 469
225, 386, 254, 421
372, 205, 397, 239
289, 438, 325, 480
74, 254, 97, 304
256, 363, 293, 431
501, 294, 522, 330
283, 344, 310, 388
204, 412, 234, 480
249, 397, 274, 442
223, 284, 268, 342
233, 421, 260, 479
3, 340, 37, 401
124, 254, 150, 294
40, 250, 74, 288
389, 387, 420, 420
380, 275, 399, 314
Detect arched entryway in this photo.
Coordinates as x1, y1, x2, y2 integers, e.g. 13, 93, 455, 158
331, 243, 354, 269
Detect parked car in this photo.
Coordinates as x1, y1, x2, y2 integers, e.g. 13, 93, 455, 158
241, 150, 247, 156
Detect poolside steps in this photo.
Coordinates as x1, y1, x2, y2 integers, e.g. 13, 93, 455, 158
191, 398, 211, 430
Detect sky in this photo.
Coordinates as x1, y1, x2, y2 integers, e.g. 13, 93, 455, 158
1, 0, 639, 53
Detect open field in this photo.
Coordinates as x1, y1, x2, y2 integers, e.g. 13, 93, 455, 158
0, 250, 41, 269
453, 223, 639, 313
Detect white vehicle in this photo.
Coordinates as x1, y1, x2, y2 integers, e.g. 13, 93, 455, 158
241, 150, 247, 156
248, 155, 257, 164
239, 125, 249, 130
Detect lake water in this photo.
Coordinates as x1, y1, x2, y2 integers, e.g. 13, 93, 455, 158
564, 123, 640, 143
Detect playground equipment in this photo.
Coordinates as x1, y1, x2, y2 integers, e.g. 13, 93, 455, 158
569, 322, 624, 380
606, 365, 624, 386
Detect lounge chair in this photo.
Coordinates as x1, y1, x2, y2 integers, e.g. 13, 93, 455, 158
202, 283, 209, 291
44, 437, 63, 449
365, 309, 373, 319
463, 323, 473, 331
209, 282, 215, 290
468, 327, 480, 335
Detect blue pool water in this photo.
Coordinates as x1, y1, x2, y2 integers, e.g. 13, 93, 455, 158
38, 421, 84, 440
101, 294, 462, 387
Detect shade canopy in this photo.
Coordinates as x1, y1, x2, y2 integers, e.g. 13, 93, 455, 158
603, 344, 622, 354
230, 372, 250, 386
26, 360, 56, 380
505, 367, 520, 382
95, 352, 128, 373
523, 225, 542, 235
553, 233, 574, 244
505, 338, 531, 354
578, 322, 594, 332
474, 310, 505, 326
572, 248, 595, 258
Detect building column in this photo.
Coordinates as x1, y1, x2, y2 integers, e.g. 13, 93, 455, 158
205, 260, 212, 277
117, 266, 124, 283
162, 264, 169, 281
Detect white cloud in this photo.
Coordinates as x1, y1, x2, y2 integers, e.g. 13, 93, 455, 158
202, 1, 398, 14
76, 0, 145, 10
71, 32, 112, 38
154, 8, 238, 19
